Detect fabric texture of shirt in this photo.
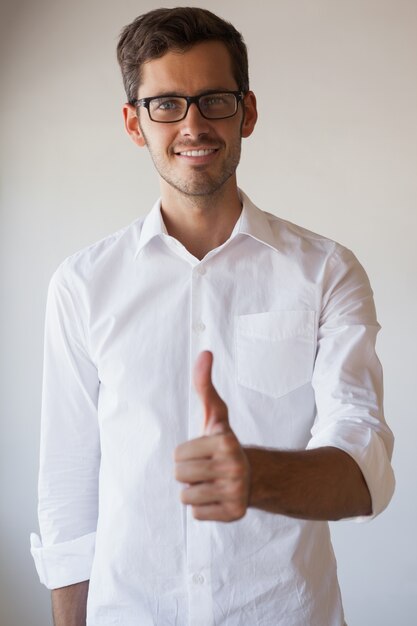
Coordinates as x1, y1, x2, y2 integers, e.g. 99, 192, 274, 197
31, 190, 395, 626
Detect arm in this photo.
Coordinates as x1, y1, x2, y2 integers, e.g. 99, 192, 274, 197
245, 445, 371, 520
31, 264, 100, 590
176, 434, 371, 522
52, 581, 89, 626
174, 351, 384, 523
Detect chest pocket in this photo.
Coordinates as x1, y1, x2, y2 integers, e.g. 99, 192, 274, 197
235, 310, 316, 398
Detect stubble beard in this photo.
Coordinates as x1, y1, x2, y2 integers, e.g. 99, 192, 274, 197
139, 123, 242, 198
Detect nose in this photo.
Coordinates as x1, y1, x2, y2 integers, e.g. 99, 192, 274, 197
179, 102, 210, 138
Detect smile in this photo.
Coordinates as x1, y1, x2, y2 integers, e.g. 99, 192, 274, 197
176, 149, 218, 157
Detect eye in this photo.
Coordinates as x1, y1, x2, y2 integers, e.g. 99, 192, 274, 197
201, 94, 228, 107
159, 100, 179, 110
152, 97, 183, 111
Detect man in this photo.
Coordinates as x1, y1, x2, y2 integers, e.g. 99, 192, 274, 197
31, 7, 395, 626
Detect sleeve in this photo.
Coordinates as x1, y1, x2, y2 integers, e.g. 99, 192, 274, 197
307, 244, 395, 521
30, 263, 101, 588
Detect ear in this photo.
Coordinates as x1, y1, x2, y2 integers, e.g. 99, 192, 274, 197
241, 91, 258, 139
123, 103, 146, 147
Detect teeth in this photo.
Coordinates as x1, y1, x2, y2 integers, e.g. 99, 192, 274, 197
179, 149, 216, 157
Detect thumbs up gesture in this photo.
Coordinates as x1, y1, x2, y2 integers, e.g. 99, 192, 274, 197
174, 351, 251, 522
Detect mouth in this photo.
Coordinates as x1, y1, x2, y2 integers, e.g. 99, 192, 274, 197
175, 148, 218, 157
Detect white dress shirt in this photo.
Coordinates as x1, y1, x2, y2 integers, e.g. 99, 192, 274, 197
31, 190, 394, 626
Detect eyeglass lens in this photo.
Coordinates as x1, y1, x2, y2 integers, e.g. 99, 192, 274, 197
148, 93, 238, 122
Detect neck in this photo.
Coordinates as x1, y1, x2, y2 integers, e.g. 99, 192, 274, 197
160, 178, 242, 260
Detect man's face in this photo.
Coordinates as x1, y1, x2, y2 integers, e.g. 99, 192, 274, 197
124, 41, 257, 198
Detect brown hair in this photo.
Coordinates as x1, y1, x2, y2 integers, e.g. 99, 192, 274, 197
117, 7, 249, 104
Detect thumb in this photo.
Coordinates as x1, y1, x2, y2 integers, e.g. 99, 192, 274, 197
193, 351, 229, 435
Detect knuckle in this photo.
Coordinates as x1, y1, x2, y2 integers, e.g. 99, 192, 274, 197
173, 445, 184, 462
181, 488, 191, 504
192, 506, 205, 520
218, 432, 237, 453
220, 459, 245, 480
227, 501, 246, 521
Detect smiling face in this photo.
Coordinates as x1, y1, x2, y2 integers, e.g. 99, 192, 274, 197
124, 41, 257, 201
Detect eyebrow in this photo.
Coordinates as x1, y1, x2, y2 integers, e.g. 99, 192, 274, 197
140, 87, 237, 99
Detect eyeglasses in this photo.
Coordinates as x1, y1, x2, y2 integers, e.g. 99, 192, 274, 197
131, 90, 245, 123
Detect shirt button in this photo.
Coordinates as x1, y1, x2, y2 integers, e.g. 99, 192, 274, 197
197, 265, 206, 275
193, 321, 206, 333
192, 573, 205, 585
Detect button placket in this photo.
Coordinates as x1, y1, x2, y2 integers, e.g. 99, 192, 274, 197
191, 265, 207, 336
186, 264, 214, 625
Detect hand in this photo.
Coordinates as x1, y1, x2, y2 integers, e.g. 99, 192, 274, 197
174, 351, 251, 522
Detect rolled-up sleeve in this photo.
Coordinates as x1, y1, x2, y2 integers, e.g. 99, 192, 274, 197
31, 263, 100, 588
307, 244, 395, 520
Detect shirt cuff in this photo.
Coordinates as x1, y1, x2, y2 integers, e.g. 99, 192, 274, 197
306, 422, 395, 522
30, 531, 96, 589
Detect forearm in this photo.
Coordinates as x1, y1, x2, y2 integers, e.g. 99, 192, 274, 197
245, 445, 372, 521
52, 580, 89, 626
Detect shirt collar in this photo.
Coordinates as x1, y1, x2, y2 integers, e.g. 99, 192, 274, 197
236, 189, 279, 252
134, 188, 279, 259
134, 197, 167, 258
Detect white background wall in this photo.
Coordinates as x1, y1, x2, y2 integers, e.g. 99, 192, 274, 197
1, 0, 416, 624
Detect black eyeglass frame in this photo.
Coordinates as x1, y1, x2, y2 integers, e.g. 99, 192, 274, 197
130, 90, 246, 123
